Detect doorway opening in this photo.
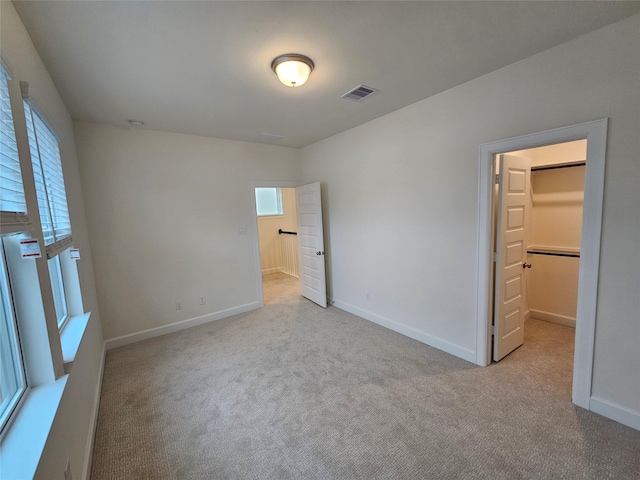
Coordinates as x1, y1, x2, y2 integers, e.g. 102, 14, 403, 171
251, 181, 328, 309
254, 186, 300, 305
490, 140, 586, 394
476, 119, 607, 410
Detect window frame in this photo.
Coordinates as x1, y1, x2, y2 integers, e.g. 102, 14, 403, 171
0, 237, 27, 435
21, 97, 73, 329
0, 69, 30, 238
23, 99, 72, 257
1, 67, 79, 440
47, 254, 68, 328
255, 187, 284, 217
0, 65, 28, 435
0, 67, 28, 224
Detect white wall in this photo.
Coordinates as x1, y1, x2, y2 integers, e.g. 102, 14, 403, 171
530, 166, 585, 250
511, 139, 587, 168
301, 16, 640, 414
527, 255, 580, 324
1, 2, 104, 478
527, 166, 584, 324
75, 123, 300, 341
257, 188, 297, 274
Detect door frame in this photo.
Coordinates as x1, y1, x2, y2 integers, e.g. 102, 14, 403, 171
476, 119, 608, 410
249, 180, 299, 308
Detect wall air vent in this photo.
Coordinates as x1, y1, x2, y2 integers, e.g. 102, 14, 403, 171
341, 84, 379, 102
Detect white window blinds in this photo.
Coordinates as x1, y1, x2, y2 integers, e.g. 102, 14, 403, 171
0, 66, 28, 225
23, 100, 72, 257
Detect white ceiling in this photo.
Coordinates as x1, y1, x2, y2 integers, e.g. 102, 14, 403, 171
12, 1, 640, 148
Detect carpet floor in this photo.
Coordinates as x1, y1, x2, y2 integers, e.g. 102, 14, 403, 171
91, 274, 639, 479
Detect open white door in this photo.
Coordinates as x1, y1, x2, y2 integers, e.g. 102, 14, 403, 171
296, 182, 327, 307
493, 154, 531, 361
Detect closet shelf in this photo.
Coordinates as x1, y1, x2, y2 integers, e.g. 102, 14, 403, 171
527, 245, 580, 258
531, 161, 585, 172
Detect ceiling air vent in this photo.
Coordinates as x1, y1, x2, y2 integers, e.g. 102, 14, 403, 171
341, 84, 378, 102
256, 133, 283, 144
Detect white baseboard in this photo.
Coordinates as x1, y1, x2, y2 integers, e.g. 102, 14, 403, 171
81, 344, 106, 480
529, 309, 576, 328
104, 302, 260, 350
590, 396, 640, 431
329, 298, 476, 363
262, 267, 282, 275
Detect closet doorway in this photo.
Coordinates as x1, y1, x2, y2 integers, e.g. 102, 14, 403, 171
476, 119, 608, 410
492, 141, 586, 377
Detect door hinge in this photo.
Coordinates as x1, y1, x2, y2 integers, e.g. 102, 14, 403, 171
495, 173, 501, 184
492, 325, 497, 335
493, 252, 498, 262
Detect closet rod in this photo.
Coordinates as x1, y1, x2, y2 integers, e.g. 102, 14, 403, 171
527, 250, 580, 258
278, 229, 297, 235
531, 162, 585, 172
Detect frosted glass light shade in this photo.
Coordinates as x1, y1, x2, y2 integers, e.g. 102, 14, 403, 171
271, 54, 314, 88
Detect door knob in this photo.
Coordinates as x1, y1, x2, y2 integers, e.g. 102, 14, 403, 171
523, 263, 532, 269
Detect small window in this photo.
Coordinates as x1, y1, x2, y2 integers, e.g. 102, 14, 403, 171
0, 239, 26, 434
255, 187, 283, 216
23, 98, 73, 328
24, 99, 72, 253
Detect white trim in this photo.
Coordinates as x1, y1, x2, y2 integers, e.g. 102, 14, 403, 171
332, 299, 476, 363
59, 312, 91, 373
0, 377, 68, 480
249, 180, 300, 309
590, 396, 640, 431
81, 344, 105, 480
476, 119, 608, 412
529, 309, 575, 328
261, 267, 282, 275
104, 302, 260, 349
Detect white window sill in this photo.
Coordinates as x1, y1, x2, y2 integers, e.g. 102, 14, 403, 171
0, 376, 68, 479
60, 312, 91, 373
0, 312, 91, 478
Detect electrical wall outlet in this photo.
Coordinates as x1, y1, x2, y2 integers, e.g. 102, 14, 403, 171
175, 300, 182, 310
199, 295, 206, 305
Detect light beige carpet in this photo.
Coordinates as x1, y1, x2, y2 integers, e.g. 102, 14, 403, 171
262, 272, 299, 306
91, 276, 639, 479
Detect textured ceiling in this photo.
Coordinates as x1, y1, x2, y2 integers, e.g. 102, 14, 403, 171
12, 1, 640, 148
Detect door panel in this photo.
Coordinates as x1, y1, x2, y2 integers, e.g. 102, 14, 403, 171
494, 154, 530, 361
506, 241, 524, 265
296, 182, 327, 307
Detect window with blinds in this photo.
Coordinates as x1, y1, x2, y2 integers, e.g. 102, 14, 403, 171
0, 68, 27, 435
23, 100, 72, 257
0, 66, 28, 225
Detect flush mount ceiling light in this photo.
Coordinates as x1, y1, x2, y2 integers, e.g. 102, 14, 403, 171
271, 54, 314, 88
